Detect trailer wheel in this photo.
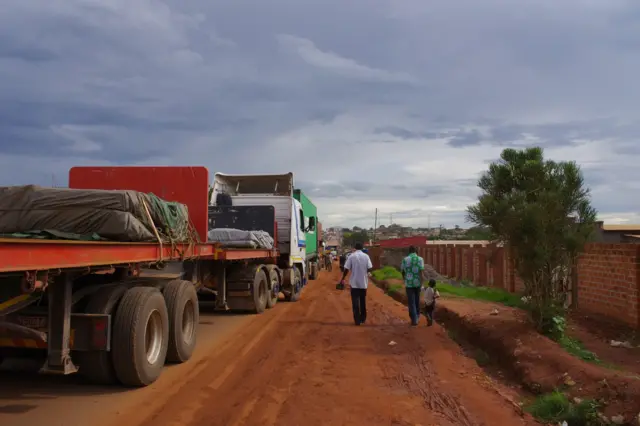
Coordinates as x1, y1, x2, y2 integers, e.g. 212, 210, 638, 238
112, 287, 169, 387
75, 284, 128, 385
266, 268, 279, 309
163, 280, 199, 364
253, 270, 268, 314
309, 262, 318, 280
285, 268, 302, 302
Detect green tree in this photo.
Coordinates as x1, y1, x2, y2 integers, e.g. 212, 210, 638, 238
466, 147, 597, 334
342, 230, 369, 247
463, 226, 493, 241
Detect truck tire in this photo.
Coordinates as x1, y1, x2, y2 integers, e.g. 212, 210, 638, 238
309, 262, 318, 280
75, 284, 128, 385
112, 287, 169, 387
163, 280, 199, 364
284, 268, 302, 302
266, 268, 279, 309
252, 269, 268, 314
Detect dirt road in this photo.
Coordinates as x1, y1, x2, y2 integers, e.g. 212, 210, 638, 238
0, 307, 253, 426
118, 268, 534, 426
1, 268, 535, 426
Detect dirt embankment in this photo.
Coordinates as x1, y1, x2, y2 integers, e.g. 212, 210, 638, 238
373, 278, 640, 422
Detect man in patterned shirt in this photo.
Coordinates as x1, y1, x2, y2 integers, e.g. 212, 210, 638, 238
400, 246, 425, 326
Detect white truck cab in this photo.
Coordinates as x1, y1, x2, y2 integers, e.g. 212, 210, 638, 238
210, 173, 308, 288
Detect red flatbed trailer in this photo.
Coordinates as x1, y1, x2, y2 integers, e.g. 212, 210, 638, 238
0, 238, 277, 273
0, 167, 301, 387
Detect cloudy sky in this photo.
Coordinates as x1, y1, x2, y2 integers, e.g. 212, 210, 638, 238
1, 0, 639, 228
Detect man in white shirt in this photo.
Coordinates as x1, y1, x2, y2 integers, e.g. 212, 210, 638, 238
339, 243, 373, 325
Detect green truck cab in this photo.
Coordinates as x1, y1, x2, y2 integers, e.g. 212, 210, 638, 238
293, 189, 320, 280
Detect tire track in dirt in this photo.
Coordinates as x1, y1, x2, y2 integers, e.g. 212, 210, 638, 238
118, 290, 299, 426
131, 279, 328, 426
363, 284, 533, 426
116, 267, 534, 426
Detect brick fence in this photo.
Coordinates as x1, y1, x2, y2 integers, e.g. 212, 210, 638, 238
369, 243, 640, 329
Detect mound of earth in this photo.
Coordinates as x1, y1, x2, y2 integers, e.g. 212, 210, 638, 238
372, 278, 640, 422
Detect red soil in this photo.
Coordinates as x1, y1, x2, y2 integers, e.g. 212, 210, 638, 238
375, 278, 640, 422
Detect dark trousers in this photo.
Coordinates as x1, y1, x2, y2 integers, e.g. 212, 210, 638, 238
406, 287, 421, 325
350, 288, 367, 325
425, 302, 435, 325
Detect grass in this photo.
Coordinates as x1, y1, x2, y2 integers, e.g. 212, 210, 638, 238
436, 282, 525, 308
372, 267, 524, 308
525, 391, 602, 425
558, 336, 601, 364
371, 266, 403, 281
386, 282, 403, 294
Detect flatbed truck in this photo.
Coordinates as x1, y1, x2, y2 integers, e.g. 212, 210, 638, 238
0, 166, 305, 387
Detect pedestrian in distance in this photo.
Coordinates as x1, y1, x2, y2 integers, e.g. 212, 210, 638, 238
339, 242, 373, 326
325, 251, 333, 271
400, 246, 425, 326
424, 279, 440, 326
339, 252, 347, 272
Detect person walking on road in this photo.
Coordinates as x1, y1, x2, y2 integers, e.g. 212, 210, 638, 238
424, 279, 440, 326
325, 251, 333, 271
400, 246, 425, 326
339, 252, 347, 272
339, 243, 373, 326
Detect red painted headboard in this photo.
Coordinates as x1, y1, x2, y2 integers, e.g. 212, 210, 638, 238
69, 166, 209, 241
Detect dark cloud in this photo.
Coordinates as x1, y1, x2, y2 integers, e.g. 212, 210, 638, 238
297, 180, 478, 202
0, 0, 639, 226
373, 126, 442, 140
448, 130, 483, 148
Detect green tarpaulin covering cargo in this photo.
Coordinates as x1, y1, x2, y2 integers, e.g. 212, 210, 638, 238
0, 185, 192, 242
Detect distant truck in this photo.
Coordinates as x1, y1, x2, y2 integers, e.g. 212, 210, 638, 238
292, 189, 320, 280
211, 173, 315, 285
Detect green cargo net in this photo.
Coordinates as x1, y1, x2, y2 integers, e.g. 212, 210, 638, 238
142, 192, 195, 243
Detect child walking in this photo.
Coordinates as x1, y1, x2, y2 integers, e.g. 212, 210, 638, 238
423, 279, 440, 326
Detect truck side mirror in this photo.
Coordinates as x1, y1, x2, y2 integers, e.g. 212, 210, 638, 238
308, 217, 316, 231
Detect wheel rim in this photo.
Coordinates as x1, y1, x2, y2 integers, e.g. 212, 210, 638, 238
182, 300, 195, 344
145, 309, 163, 365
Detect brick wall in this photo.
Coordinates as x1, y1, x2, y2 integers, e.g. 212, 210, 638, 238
577, 244, 640, 328
371, 242, 640, 329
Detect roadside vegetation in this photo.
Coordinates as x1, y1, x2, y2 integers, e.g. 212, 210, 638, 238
372, 266, 524, 307
371, 266, 402, 281
373, 148, 616, 367
373, 265, 603, 364
467, 147, 597, 339
437, 282, 524, 308
525, 391, 602, 425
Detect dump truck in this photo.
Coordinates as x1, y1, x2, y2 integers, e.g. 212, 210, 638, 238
292, 189, 320, 280
0, 166, 304, 388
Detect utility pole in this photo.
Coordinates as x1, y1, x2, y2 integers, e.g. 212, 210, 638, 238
373, 208, 378, 243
